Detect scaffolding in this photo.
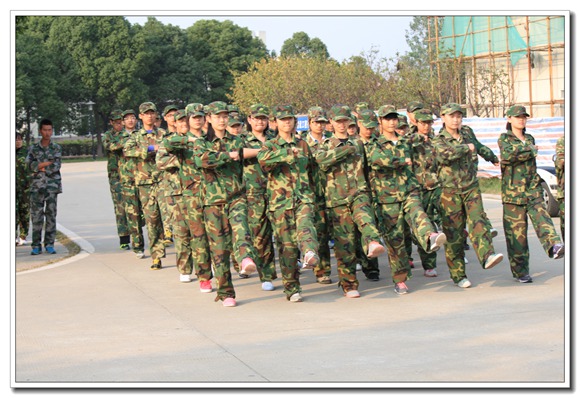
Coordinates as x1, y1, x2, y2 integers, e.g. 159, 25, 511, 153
427, 15, 565, 118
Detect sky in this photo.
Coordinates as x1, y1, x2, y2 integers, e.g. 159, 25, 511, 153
125, 14, 414, 63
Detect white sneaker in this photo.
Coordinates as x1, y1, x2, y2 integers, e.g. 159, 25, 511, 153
464, 257, 469, 264
302, 251, 319, 269
18, 237, 28, 246
367, 241, 386, 258
484, 253, 503, 269
428, 232, 447, 252
356, 263, 362, 271
289, 292, 303, 302
135, 251, 145, 259
261, 281, 275, 291
345, 290, 361, 298
424, 268, 438, 277
457, 278, 472, 288
179, 274, 192, 283
490, 228, 498, 238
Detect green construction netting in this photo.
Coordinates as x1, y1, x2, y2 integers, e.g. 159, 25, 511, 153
439, 16, 565, 66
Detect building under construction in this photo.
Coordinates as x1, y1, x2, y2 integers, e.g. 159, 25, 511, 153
427, 15, 566, 118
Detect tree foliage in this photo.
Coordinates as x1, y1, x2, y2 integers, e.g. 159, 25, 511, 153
280, 32, 330, 59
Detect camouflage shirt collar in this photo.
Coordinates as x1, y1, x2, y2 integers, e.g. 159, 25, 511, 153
274, 134, 298, 146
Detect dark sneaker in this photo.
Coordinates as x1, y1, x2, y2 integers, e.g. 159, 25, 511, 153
45, 246, 57, 255
150, 259, 162, 270
552, 244, 564, 259
517, 275, 533, 283
120, 243, 130, 251
365, 271, 380, 281
30, 247, 41, 255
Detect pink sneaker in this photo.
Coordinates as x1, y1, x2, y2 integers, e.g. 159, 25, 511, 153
199, 280, 212, 293
239, 257, 256, 275
367, 241, 386, 258
222, 297, 236, 307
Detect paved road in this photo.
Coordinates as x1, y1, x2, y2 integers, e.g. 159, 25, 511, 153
12, 161, 569, 389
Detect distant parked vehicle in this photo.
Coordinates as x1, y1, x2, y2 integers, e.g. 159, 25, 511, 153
536, 166, 560, 218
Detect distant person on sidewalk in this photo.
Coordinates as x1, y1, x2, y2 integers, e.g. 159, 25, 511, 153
498, 105, 564, 283
16, 132, 31, 246
554, 135, 565, 239
26, 119, 62, 255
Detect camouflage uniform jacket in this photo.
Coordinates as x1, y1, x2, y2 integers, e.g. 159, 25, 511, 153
433, 126, 497, 192
408, 130, 440, 190
243, 131, 274, 197
303, 131, 328, 204
364, 134, 419, 204
193, 131, 246, 206
103, 128, 123, 181
16, 143, 31, 190
110, 129, 138, 186
123, 127, 165, 186
314, 136, 369, 208
156, 130, 182, 196
554, 136, 564, 199
498, 129, 542, 205
164, 131, 204, 197
257, 135, 316, 212
26, 140, 62, 194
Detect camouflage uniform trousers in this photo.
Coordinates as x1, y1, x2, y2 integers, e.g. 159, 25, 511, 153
406, 187, 442, 271
203, 197, 257, 301
183, 194, 212, 282
157, 184, 175, 239
29, 189, 58, 249
268, 202, 319, 299
168, 194, 193, 276
503, 197, 562, 278
121, 183, 145, 253
108, 177, 130, 238
313, 200, 332, 279
439, 185, 496, 283
16, 183, 30, 240
375, 193, 437, 283
355, 227, 380, 277
328, 194, 382, 292
137, 183, 166, 261
247, 194, 277, 282
558, 198, 565, 239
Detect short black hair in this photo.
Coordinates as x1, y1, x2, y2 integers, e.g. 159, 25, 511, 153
39, 119, 53, 128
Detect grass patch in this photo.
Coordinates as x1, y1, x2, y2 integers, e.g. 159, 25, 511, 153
479, 177, 501, 195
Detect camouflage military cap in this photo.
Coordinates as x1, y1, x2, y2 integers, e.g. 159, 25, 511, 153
358, 109, 378, 128
227, 104, 240, 114
122, 109, 136, 118
328, 105, 352, 122
349, 116, 358, 126
250, 103, 270, 118
506, 105, 530, 117
203, 105, 210, 114
173, 109, 187, 121
185, 103, 205, 117
162, 104, 178, 116
274, 104, 295, 119
228, 114, 244, 126
206, 101, 229, 115
109, 109, 123, 121
397, 115, 409, 128
139, 101, 157, 114
354, 102, 370, 113
414, 108, 434, 122
406, 101, 424, 113
440, 103, 464, 116
377, 104, 398, 118
307, 106, 328, 122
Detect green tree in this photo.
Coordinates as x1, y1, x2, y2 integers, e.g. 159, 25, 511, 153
280, 32, 330, 59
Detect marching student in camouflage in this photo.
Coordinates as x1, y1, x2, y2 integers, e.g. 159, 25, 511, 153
302, 106, 332, 285
406, 101, 424, 135
123, 102, 166, 270
365, 105, 447, 295
158, 105, 179, 245
240, 103, 279, 291
554, 135, 565, 239
314, 105, 386, 298
113, 109, 146, 257
194, 101, 258, 307
347, 116, 359, 138
432, 103, 504, 288
15, 132, 31, 245
407, 108, 442, 277
156, 109, 192, 282
26, 119, 62, 255
164, 103, 213, 292
355, 109, 382, 281
498, 105, 564, 283
103, 110, 131, 250
395, 115, 410, 136
257, 104, 320, 302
